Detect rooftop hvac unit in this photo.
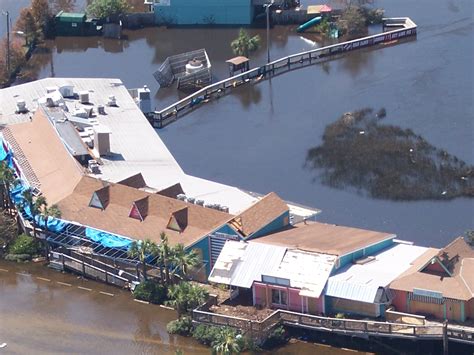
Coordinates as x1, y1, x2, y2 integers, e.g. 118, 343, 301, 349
73, 108, 89, 118
88, 160, 100, 174
213, 204, 222, 211
83, 106, 94, 117
187, 197, 196, 204
195, 199, 204, 206
59, 85, 74, 98
221, 206, 229, 213
177, 194, 187, 201
107, 95, 117, 106
204, 203, 213, 209
93, 125, 111, 156
58, 102, 68, 112
97, 105, 106, 115
46, 86, 59, 94
16, 99, 28, 113
79, 91, 90, 104
46, 96, 55, 107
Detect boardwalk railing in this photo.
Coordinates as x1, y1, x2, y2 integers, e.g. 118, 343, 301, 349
192, 307, 474, 344
148, 17, 417, 128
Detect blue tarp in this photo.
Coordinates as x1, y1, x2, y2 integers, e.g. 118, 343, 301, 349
0, 142, 8, 161
85, 228, 133, 249
35, 215, 68, 233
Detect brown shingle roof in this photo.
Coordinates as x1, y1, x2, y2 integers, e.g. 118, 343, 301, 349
390, 238, 474, 301
5, 108, 84, 204
228, 192, 289, 238
117, 173, 147, 189
57, 176, 233, 247
157, 182, 185, 199
254, 221, 395, 256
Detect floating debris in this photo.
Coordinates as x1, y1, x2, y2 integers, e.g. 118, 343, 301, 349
305, 108, 474, 200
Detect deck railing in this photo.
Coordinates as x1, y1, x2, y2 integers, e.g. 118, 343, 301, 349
149, 17, 417, 128
193, 307, 474, 344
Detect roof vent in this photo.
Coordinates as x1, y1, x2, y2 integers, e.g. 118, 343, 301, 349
46, 96, 55, 107
88, 159, 100, 174
59, 85, 74, 98
79, 91, 90, 104
107, 95, 117, 107
187, 197, 195, 204
46, 86, 59, 94
16, 99, 28, 113
97, 105, 106, 115
195, 199, 204, 206
177, 194, 187, 201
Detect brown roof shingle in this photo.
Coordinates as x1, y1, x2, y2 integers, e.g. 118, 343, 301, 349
228, 192, 289, 238
57, 176, 233, 247
5, 108, 84, 204
254, 221, 395, 256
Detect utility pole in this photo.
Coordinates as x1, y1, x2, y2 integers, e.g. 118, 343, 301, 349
264, 1, 274, 64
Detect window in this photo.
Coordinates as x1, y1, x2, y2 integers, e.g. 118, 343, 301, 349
72, 23, 78, 27
271, 289, 287, 306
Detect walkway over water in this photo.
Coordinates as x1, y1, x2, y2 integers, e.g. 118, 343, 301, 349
149, 18, 417, 128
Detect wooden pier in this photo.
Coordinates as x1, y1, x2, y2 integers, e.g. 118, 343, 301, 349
192, 307, 474, 345
147, 17, 417, 128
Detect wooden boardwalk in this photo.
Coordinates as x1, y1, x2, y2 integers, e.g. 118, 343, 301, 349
192, 307, 474, 345
148, 17, 417, 128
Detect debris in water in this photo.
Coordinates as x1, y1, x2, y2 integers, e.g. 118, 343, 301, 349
305, 108, 474, 200
0, 343, 7, 348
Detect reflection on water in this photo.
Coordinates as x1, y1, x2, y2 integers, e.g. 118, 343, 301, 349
305, 108, 473, 200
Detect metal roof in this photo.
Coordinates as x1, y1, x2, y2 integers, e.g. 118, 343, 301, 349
265, 249, 336, 298
208, 240, 287, 289
325, 243, 428, 303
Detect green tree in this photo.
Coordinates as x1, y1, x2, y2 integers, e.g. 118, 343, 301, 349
165, 282, 208, 316
158, 232, 173, 285
128, 238, 159, 281
30, 0, 52, 34
0, 212, 17, 249
230, 29, 261, 57
337, 6, 366, 39
87, 0, 131, 19
0, 161, 16, 212
211, 328, 244, 355
171, 244, 200, 280
465, 230, 474, 246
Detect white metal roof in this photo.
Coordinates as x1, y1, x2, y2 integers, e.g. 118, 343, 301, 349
208, 240, 287, 288
265, 249, 337, 298
325, 243, 428, 303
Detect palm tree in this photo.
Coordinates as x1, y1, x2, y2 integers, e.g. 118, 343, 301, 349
158, 232, 172, 285
22, 189, 39, 238
171, 244, 200, 280
231, 28, 261, 57
211, 328, 243, 355
0, 162, 16, 212
34, 196, 61, 259
128, 238, 159, 281
165, 282, 208, 316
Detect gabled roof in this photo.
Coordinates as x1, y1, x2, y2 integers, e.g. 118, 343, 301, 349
129, 196, 149, 221
254, 222, 395, 256
167, 207, 188, 232
157, 182, 185, 199
117, 173, 147, 189
390, 237, 474, 301
57, 176, 233, 247
3, 107, 83, 204
228, 192, 289, 238
90, 186, 110, 210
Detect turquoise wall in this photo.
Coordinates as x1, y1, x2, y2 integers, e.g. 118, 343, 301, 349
337, 238, 394, 269
188, 236, 212, 275
154, 0, 254, 25
248, 211, 290, 240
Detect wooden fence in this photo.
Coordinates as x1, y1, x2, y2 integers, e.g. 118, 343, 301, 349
148, 17, 417, 128
192, 307, 474, 344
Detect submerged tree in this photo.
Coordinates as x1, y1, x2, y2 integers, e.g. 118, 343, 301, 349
337, 6, 366, 39
0, 162, 16, 212
0, 212, 18, 249
231, 29, 261, 57
15, 8, 39, 46
211, 327, 244, 355
171, 244, 200, 280
305, 108, 474, 200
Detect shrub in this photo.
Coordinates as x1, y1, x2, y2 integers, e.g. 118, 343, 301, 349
335, 312, 346, 319
167, 316, 193, 336
192, 324, 222, 346
8, 234, 40, 256
87, 0, 131, 19
262, 325, 288, 348
133, 280, 167, 304
165, 282, 209, 315
4, 253, 31, 262
0, 213, 17, 249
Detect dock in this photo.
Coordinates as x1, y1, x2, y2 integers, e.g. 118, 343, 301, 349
147, 17, 417, 128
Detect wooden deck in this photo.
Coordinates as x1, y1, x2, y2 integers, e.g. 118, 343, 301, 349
148, 17, 417, 128
192, 307, 474, 345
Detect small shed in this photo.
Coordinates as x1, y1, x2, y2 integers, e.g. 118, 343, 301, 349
55, 11, 102, 37
307, 4, 332, 15
226, 56, 250, 77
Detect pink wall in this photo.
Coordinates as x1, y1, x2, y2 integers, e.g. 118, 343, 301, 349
391, 290, 408, 312
288, 288, 303, 312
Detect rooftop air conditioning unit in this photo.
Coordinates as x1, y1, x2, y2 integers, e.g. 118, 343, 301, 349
79, 91, 90, 104
195, 199, 204, 206
177, 194, 187, 201
46, 86, 59, 94
59, 85, 74, 98
187, 197, 195, 204
97, 105, 106, 115
88, 160, 100, 174
73, 108, 89, 118
107, 95, 117, 106
16, 99, 28, 113
221, 206, 229, 213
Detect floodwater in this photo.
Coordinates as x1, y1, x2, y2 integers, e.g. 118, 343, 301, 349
8, 0, 472, 248
0, 260, 366, 354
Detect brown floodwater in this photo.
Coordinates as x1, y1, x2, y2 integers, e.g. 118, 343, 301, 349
0, 260, 369, 354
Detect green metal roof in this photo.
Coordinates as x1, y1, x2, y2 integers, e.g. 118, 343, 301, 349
55, 11, 86, 22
